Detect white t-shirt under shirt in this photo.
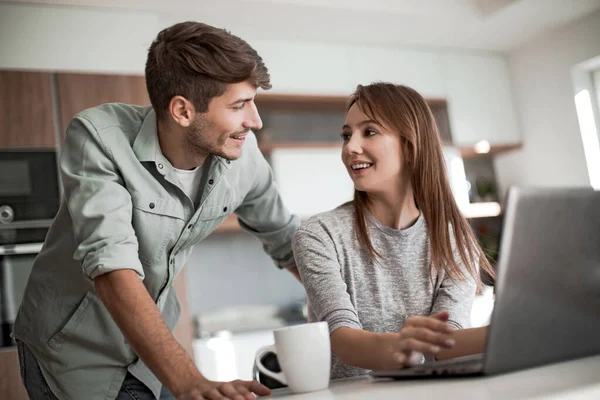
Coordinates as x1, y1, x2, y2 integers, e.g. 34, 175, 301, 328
173, 165, 203, 264
174, 166, 203, 208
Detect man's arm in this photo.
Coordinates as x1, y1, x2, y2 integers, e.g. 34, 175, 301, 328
285, 265, 302, 282
95, 270, 271, 399
95, 270, 203, 396
234, 133, 300, 270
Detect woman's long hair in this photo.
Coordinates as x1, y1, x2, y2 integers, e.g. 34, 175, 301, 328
349, 82, 495, 286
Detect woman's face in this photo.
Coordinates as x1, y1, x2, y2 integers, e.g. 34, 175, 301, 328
341, 103, 406, 194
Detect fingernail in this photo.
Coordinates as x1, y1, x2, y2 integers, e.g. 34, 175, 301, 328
445, 339, 455, 347
431, 346, 441, 352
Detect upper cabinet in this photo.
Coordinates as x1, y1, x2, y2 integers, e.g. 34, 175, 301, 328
253, 42, 521, 148
254, 94, 453, 147
55, 73, 150, 135
441, 53, 521, 147
0, 71, 56, 148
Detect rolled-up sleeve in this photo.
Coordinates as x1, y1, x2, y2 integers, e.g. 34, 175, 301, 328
234, 138, 300, 268
292, 227, 362, 334
60, 116, 143, 281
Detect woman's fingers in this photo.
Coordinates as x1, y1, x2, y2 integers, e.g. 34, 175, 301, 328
400, 325, 455, 348
430, 310, 450, 321
405, 315, 454, 333
399, 337, 444, 354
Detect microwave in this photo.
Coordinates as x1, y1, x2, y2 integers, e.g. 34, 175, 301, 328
0, 150, 60, 255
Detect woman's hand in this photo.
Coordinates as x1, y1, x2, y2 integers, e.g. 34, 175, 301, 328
391, 311, 456, 368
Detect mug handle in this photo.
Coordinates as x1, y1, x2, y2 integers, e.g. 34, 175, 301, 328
254, 344, 288, 385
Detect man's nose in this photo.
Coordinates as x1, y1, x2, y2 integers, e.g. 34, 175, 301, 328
244, 105, 263, 131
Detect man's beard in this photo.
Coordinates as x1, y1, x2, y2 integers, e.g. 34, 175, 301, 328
184, 115, 242, 161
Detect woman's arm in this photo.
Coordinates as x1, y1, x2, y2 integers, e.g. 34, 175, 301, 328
293, 226, 455, 371
429, 249, 488, 360
331, 312, 456, 370
435, 325, 489, 360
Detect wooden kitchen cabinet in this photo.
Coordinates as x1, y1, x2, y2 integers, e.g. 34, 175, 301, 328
255, 93, 453, 146
0, 70, 56, 148
56, 73, 150, 135
0, 347, 28, 400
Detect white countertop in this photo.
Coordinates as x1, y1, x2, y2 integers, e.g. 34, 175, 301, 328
266, 354, 600, 399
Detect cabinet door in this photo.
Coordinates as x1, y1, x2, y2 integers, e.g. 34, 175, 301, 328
56, 73, 150, 135
441, 54, 520, 146
0, 71, 56, 148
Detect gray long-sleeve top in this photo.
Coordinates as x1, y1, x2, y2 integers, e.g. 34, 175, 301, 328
292, 204, 476, 379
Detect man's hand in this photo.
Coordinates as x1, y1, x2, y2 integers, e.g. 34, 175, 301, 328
285, 265, 302, 283
392, 311, 455, 367
177, 379, 271, 400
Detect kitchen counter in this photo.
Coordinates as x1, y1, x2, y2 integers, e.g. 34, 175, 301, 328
266, 354, 600, 399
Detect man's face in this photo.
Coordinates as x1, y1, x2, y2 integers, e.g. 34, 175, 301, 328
185, 81, 263, 161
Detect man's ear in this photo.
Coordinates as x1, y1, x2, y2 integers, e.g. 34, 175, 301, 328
168, 96, 195, 128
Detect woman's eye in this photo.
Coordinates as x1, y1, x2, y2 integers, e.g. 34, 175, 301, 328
365, 129, 377, 136
340, 133, 350, 141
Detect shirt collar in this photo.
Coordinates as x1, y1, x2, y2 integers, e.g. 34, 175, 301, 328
132, 107, 234, 173
132, 107, 158, 163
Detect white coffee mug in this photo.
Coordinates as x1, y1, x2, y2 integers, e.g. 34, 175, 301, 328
254, 321, 331, 393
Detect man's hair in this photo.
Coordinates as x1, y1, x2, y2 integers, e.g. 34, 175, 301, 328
145, 21, 272, 120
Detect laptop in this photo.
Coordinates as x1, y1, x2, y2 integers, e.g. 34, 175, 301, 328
372, 187, 600, 378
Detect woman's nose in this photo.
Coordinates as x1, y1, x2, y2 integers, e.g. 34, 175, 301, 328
344, 135, 362, 155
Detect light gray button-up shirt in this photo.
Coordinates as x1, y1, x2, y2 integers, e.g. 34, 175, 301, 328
13, 103, 300, 400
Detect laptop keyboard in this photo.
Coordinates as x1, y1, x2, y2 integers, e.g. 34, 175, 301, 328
411, 354, 485, 376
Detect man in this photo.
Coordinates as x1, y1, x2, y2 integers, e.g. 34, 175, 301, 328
14, 21, 301, 400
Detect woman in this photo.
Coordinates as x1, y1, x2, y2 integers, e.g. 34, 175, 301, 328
292, 82, 495, 379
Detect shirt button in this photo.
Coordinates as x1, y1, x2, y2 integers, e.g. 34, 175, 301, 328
157, 163, 163, 169
149, 202, 155, 209
208, 179, 214, 185
187, 224, 193, 229
223, 207, 228, 212
226, 160, 231, 164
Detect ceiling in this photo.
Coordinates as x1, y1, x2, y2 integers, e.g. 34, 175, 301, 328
5, 0, 600, 51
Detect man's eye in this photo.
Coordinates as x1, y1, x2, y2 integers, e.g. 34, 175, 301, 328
340, 133, 350, 141
233, 103, 245, 111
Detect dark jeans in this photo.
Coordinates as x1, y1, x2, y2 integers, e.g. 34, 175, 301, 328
17, 340, 175, 399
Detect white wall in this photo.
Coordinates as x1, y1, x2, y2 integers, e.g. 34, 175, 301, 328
494, 10, 600, 195
595, 70, 600, 112
0, 3, 158, 73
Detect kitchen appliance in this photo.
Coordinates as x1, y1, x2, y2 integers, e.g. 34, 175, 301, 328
0, 149, 60, 347
0, 150, 60, 250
